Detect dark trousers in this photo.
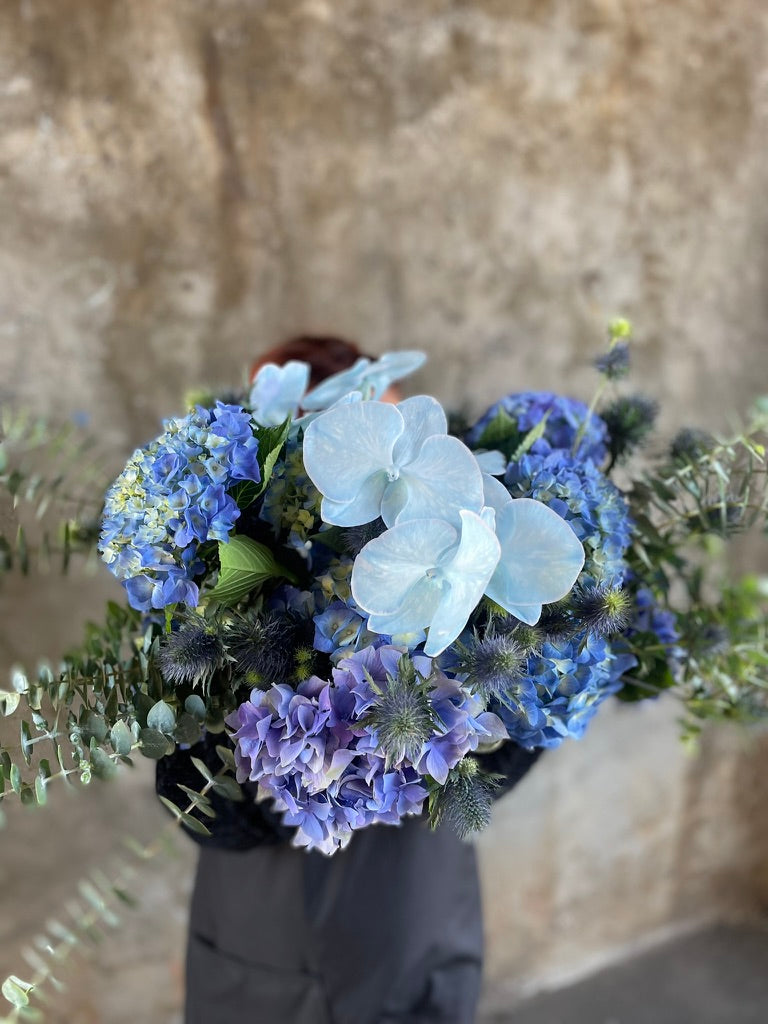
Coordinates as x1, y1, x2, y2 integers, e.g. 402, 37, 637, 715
185, 817, 484, 1024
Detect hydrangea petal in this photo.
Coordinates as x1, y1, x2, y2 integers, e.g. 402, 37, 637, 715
485, 497, 585, 621
384, 435, 484, 528
303, 401, 403, 506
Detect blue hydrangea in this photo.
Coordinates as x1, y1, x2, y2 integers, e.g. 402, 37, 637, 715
99, 403, 260, 611
493, 631, 637, 749
505, 451, 632, 587
467, 391, 609, 463
628, 587, 686, 682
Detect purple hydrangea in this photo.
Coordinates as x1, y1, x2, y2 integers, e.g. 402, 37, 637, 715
227, 644, 505, 852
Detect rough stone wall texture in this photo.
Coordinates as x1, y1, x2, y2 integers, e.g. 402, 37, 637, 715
1, 0, 768, 1021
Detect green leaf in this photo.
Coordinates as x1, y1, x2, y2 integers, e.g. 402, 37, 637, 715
212, 775, 244, 802
0, 690, 21, 716
89, 746, 118, 781
139, 728, 173, 759
190, 756, 214, 785
178, 810, 212, 837
34, 775, 47, 806
254, 417, 291, 497
2, 975, 32, 1008
214, 744, 236, 769
19, 722, 33, 766
110, 720, 133, 757
476, 407, 521, 452
176, 785, 216, 816
208, 536, 297, 607
10, 763, 22, 794
174, 713, 201, 746
184, 694, 207, 723
146, 700, 175, 735
511, 411, 551, 461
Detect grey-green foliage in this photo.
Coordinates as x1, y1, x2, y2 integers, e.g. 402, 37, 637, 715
619, 399, 768, 731
0, 747, 237, 1021
0, 407, 113, 577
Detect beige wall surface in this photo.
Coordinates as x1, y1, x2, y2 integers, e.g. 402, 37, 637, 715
1, 1, 768, 1020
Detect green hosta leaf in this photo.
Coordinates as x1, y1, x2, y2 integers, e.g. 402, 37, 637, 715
209, 536, 297, 607
110, 720, 133, 757
146, 700, 175, 735
139, 728, 173, 759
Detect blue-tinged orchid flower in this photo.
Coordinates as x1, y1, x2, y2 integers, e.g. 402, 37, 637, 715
302, 396, 484, 528
485, 497, 585, 623
351, 511, 501, 657
301, 350, 426, 410
249, 361, 310, 426
474, 449, 507, 476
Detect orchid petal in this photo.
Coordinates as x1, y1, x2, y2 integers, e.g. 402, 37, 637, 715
384, 435, 484, 528
475, 449, 508, 476
249, 361, 310, 426
391, 396, 447, 465
303, 401, 403, 506
301, 357, 372, 410
485, 497, 585, 621
366, 575, 442, 636
424, 511, 500, 656
351, 518, 458, 616
319, 474, 388, 527
366, 351, 427, 398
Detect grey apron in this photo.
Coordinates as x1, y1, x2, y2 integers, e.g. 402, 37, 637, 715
185, 818, 483, 1024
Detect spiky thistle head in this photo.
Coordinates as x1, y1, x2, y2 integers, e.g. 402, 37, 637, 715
669, 427, 715, 464
362, 658, 435, 766
157, 615, 226, 688
223, 611, 305, 688
570, 584, 632, 637
428, 757, 501, 839
602, 393, 658, 464
594, 342, 631, 381
455, 630, 527, 700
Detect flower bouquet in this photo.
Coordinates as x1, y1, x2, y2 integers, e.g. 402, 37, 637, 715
2, 325, 767, 861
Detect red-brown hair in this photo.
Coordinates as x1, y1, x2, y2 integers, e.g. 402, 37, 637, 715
250, 335, 367, 388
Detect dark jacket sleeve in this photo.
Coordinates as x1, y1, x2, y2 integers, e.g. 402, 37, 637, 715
475, 741, 543, 801
155, 731, 293, 851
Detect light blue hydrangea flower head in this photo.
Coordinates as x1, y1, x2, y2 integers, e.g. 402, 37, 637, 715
248, 361, 310, 426
301, 350, 426, 411
302, 395, 484, 529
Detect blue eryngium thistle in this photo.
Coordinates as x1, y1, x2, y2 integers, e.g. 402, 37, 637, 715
571, 584, 632, 637
455, 631, 527, 700
158, 616, 226, 688
602, 394, 659, 464
670, 427, 716, 463
594, 342, 631, 381
224, 611, 307, 688
428, 757, 501, 839
363, 659, 435, 765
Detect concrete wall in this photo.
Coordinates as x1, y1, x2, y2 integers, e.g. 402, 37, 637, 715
1, 1, 768, 1020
